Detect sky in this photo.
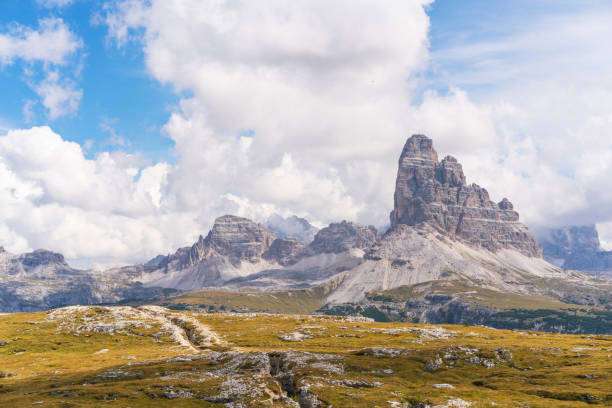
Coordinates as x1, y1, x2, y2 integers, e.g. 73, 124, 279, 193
1, 0, 612, 268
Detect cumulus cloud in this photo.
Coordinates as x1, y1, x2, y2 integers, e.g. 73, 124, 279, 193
102, 0, 433, 229
0, 0, 438, 266
0, 127, 178, 267
0, 17, 83, 118
0, 18, 81, 65
425, 5, 612, 234
33, 71, 82, 119
3, 0, 612, 266
0, 17, 84, 119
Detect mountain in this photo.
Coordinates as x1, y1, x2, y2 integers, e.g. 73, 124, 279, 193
316, 135, 612, 332
131, 215, 284, 289
129, 216, 379, 290
327, 135, 552, 302
1, 134, 611, 334
0, 215, 379, 312
144, 134, 611, 333
0, 247, 174, 313
537, 224, 612, 278
390, 134, 541, 257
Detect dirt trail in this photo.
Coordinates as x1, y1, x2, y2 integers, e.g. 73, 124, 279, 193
138, 305, 224, 351
46, 305, 224, 352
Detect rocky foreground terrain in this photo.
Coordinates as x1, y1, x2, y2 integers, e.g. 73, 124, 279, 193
0, 306, 610, 407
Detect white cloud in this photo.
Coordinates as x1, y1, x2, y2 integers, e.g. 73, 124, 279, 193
0, 18, 81, 65
3, 1, 612, 267
34, 71, 82, 119
425, 5, 612, 235
22, 100, 37, 123
0, 17, 84, 120
0, 0, 438, 267
99, 117, 130, 147
0, 127, 182, 267
103, 0, 434, 228
37, 0, 75, 7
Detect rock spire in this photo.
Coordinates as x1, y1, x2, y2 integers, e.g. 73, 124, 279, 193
390, 135, 542, 257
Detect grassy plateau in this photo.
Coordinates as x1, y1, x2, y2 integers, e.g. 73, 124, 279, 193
0, 306, 610, 407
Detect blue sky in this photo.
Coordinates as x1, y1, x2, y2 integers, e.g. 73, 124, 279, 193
0, 0, 178, 162
2, 0, 612, 266
1, 0, 596, 162
1, 0, 607, 160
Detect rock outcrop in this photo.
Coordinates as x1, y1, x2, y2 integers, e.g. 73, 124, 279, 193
307, 221, 380, 255
325, 135, 588, 306
326, 223, 565, 305
138, 216, 379, 290
204, 215, 277, 265
3, 249, 69, 276
0, 248, 174, 313
390, 134, 541, 257
263, 238, 306, 266
153, 215, 278, 273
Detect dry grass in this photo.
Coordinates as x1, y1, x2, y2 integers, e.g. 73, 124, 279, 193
0, 307, 610, 407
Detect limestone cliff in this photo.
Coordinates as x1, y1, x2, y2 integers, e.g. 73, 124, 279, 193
390, 134, 541, 257
136, 215, 378, 290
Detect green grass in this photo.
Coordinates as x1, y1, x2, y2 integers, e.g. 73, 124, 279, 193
367, 280, 575, 310
155, 286, 331, 315
0, 307, 611, 407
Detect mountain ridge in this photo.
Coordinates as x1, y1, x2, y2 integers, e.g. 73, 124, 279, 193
0, 134, 610, 335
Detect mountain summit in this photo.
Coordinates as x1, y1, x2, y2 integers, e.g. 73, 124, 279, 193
391, 134, 541, 257
1, 134, 611, 335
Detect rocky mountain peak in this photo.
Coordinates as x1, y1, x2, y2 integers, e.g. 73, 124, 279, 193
401, 134, 439, 162
390, 134, 541, 257
308, 221, 380, 254
204, 215, 277, 266
498, 198, 514, 211
437, 155, 466, 187
537, 225, 612, 275
20, 249, 67, 267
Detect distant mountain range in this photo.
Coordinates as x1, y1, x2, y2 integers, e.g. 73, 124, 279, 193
0, 247, 174, 313
536, 224, 612, 278
1, 135, 610, 333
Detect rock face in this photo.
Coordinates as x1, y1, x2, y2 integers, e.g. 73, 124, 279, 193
134, 215, 379, 290
5, 249, 69, 275
308, 221, 380, 254
537, 225, 612, 277
326, 223, 565, 305
203, 215, 277, 265
390, 134, 541, 257
154, 215, 277, 272
0, 248, 173, 313
263, 238, 306, 266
